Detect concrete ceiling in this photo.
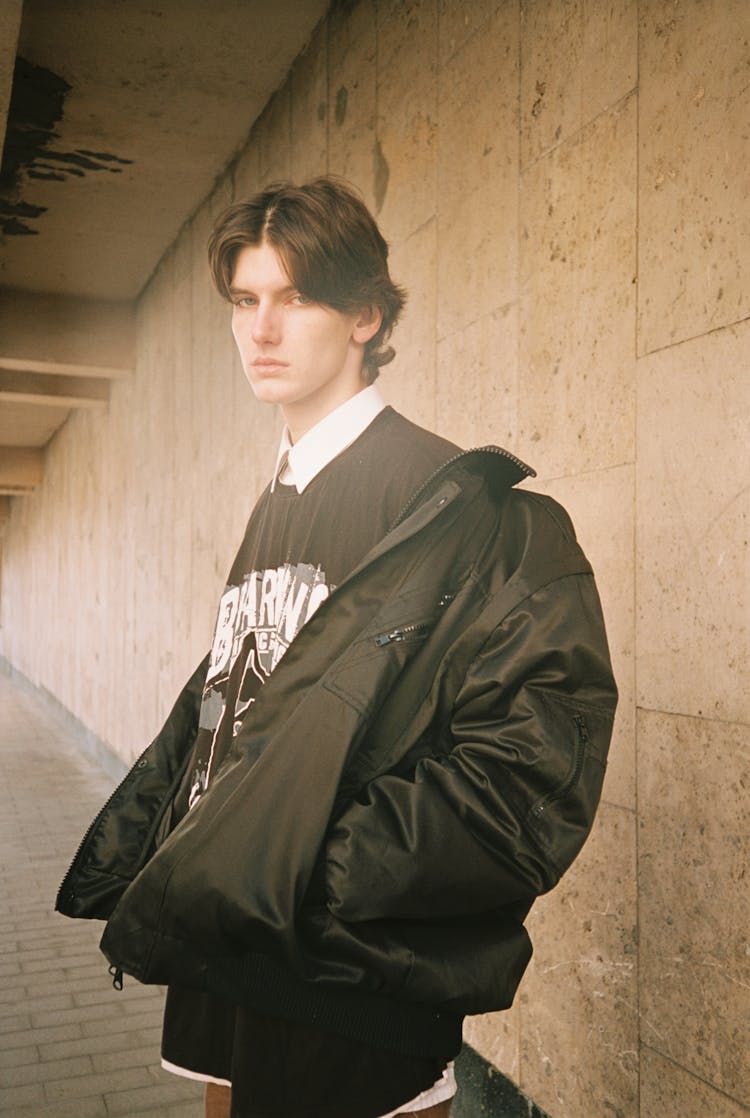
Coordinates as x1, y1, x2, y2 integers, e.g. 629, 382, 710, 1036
0, 0, 329, 507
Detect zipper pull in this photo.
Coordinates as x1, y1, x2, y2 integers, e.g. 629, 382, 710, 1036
374, 629, 404, 646
109, 965, 124, 991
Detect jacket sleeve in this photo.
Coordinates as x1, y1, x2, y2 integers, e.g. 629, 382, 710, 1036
324, 571, 617, 923
56, 653, 209, 921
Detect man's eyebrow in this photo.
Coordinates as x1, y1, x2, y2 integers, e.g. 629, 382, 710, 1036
228, 282, 298, 296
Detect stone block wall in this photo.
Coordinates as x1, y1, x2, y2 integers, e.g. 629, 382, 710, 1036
1, 2, 747, 1115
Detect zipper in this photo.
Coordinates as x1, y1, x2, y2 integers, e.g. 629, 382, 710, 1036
56, 742, 191, 914
531, 714, 590, 818
57, 739, 194, 994
390, 445, 535, 531
373, 591, 456, 647
374, 622, 431, 647
56, 752, 151, 912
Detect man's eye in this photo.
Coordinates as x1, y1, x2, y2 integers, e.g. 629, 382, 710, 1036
292, 293, 312, 305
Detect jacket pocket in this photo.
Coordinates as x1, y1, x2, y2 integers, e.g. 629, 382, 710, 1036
324, 612, 436, 717
526, 700, 611, 879
372, 620, 434, 647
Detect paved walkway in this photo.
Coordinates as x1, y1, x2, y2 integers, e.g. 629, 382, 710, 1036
0, 668, 203, 1117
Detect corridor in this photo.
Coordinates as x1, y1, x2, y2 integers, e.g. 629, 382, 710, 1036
0, 668, 203, 1116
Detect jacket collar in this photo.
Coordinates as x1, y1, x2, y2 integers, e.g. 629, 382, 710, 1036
391, 446, 535, 530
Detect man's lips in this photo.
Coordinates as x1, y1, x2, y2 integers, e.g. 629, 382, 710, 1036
251, 357, 289, 374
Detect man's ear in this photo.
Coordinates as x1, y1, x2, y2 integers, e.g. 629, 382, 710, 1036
351, 305, 382, 345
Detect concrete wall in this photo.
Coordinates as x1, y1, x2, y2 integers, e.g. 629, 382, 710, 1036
2, 1, 748, 1115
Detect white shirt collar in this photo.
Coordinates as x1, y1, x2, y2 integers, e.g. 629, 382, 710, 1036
272, 384, 388, 494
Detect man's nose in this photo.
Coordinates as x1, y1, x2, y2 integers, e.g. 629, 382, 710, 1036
251, 301, 282, 344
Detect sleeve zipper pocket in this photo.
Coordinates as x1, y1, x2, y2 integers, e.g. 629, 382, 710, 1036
531, 713, 590, 818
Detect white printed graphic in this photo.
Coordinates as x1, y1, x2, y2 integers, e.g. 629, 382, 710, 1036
207, 563, 330, 685
188, 562, 331, 807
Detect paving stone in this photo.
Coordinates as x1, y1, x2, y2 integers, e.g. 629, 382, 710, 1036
30, 1001, 125, 1029
22, 952, 97, 974
0, 982, 28, 1003
13, 1097, 108, 1117
73, 985, 140, 1008
0, 1044, 37, 1069
0, 1081, 45, 1110
79, 1008, 166, 1039
44, 1067, 154, 1102
4, 993, 74, 1020
104, 1076, 205, 1115
2, 1055, 93, 1088
2, 1023, 79, 1049
142, 1106, 205, 1118
40, 1028, 159, 1062
92, 1044, 162, 1073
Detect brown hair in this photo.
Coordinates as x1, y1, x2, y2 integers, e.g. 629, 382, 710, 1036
208, 176, 406, 381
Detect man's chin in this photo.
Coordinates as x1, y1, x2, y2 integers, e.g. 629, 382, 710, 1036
245, 376, 292, 405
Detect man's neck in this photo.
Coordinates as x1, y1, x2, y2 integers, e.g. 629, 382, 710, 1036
282, 377, 369, 444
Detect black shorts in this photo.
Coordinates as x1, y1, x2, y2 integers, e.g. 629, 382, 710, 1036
162, 986, 447, 1118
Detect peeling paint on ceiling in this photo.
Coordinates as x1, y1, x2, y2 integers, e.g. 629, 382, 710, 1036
0, 56, 133, 236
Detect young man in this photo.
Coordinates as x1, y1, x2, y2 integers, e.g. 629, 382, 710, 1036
57, 178, 617, 1118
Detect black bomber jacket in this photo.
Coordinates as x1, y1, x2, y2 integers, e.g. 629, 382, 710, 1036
57, 448, 617, 1059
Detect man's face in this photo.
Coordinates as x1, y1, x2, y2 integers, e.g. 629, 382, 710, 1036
229, 241, 379, 441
